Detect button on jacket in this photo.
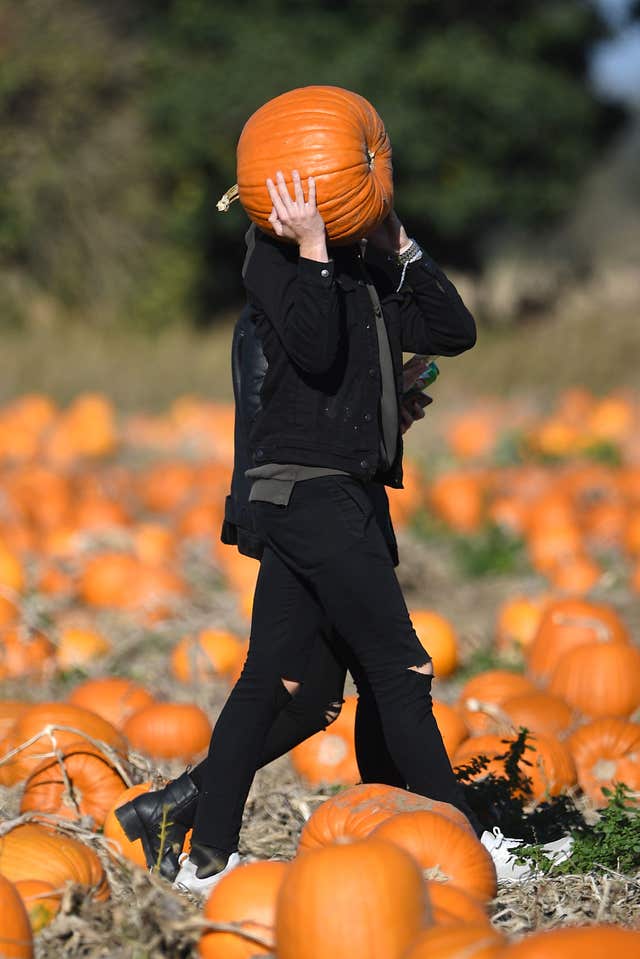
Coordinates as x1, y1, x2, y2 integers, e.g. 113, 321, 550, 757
243, 228, 476, 489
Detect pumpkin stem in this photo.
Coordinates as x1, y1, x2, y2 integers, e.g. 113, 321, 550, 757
217, 184, 240, 213
367, 150, 375, 169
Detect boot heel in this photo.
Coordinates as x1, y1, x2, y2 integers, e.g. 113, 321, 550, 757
115, 802, 145, 842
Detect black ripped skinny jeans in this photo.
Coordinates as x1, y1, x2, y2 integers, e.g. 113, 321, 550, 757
191, 475, 481, 854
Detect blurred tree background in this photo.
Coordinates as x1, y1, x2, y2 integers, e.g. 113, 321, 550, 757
0, 0, 635, 331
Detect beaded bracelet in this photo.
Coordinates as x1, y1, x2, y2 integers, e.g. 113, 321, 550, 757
395, 239, 423, 291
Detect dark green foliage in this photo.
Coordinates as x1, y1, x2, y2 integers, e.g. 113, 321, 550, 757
452, 525, 526, 577
516, 783, 640, 875
0, 0, 630, 326
455, 646, 526, 683
456, 729, 587, 842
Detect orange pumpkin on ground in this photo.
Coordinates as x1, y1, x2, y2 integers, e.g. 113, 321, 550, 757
0, 823, 109, 902
498, 692, 575, 739
132, 523, 175, 566
403, 922, 505, 959
372, 811, 497, 902
446, 410, 500, 461
123, 702, 211, 762
68, 677, 155, 730
275, 839, 424, 959
500, 924, 640, 958
428, 472, 484, 533
567, 718, 640, 807
453, 732, 576, 801
458, 670, 537, 736
103, 782, 152, 868
0, 628, 56, 680
495, 595, 549, 655
14, 879, 60, 932
298, 783, 474, 852
137, 461, 196, 514
171, 629, 245, 684
423, 880, 490, 927
409, 609, 459, 677
547, 552, 602, 594
20, 741, 126, 828
290, 696, 359, 786
549, 642, 640, 719
232, 86, 393, 243
0, 702, 127, 786
526, 598, 630, 683
199, 860, 289, 958
55, 626, 111, 670
432, 700, 469, 759
0, 874, 33, 958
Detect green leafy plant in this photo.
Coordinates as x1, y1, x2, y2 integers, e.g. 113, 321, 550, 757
452, 525, 526, 577
455, 645, 526, 683
516, 783, 640, 875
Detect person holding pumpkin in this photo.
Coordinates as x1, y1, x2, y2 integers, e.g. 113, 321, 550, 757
163, 168, 487, 894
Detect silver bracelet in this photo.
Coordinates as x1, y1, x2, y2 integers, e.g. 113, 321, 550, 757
396, 239, 422, 266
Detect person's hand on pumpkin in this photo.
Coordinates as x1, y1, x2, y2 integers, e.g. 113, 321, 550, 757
266, 170, 328, 262
365, 208, 411, 255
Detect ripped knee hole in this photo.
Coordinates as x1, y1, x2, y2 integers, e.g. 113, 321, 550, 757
408, 662, 434, 677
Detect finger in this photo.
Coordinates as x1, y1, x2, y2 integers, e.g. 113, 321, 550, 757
267, 178, 289, 223
307, 175, 316, 209
276, 170, 295, 210
292, 169, 305, 207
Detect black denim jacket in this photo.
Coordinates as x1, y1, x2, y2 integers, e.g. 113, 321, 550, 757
243, 229, 476, 488
220, 304, 400, 566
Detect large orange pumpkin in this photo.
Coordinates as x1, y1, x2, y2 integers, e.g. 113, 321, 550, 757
171, 629, 245, 685
20, 741, 126, 828
122, 702, 211, 762
103, 782, 152, 868
500, 925, 640, 958
298, 783, 473, 852
458, 670, 537, 737
432, 700, 469, 759
567, 718, 640, 807
199, 860, 289, 958
0, 702, 127, 786
549, 642, 640, 719
409, 609, 459, 677
372, 811, 497, 902
68, 677, 155, 730
275, 838, 425, 959
423, 880, 490, 927
0, 823, 109, 902
228, 86, 393, 243
0, 874, 33, 958
499, 692, 575, 739
403, 922, 505, 959
526, 598, 630, 683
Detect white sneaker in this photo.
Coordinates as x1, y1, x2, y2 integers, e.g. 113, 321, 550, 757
480, 827, 573, 882
172, 851, 242, 896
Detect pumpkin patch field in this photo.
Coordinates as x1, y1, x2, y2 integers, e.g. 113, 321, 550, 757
0, 386, 639, 958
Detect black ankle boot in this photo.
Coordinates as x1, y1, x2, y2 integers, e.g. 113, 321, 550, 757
114, 772, 199, 880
